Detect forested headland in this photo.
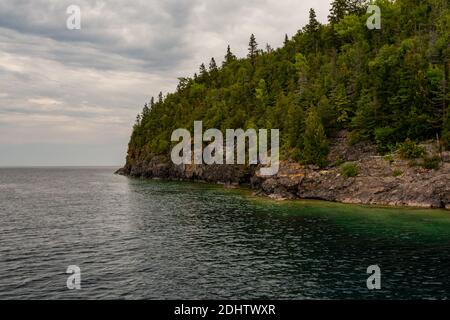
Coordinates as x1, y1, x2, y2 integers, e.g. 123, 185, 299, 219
125, 0, 449, 170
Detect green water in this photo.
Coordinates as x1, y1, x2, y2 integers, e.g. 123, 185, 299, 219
1, 168, 449, 299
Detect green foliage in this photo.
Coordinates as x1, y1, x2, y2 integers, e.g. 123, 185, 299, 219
306, 8, 320, 33
340, 162, 358, 178
285, 99, 304, 149
248, 34, 258, 64
351, 90, 378, 141
384, 154, 394, 164
302, 108, 329, 167
126, 0, 450, 169
255, 79, 268, 106
331, 84, 351, 126
224, 45, 236, 65
397, 139, 426, 159
392, 169, 403, 177
421, 155, 441, 170
374, 127, 396, 153
333, 156, 345, 167
328, 0, 362, 24
317, 95, 336, 133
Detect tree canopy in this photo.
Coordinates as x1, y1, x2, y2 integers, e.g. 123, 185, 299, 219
127, 0, 450, 167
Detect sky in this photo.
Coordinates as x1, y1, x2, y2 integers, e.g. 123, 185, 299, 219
0, 0, 332, 166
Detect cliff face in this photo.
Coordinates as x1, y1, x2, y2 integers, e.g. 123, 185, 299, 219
118, 155, 254, 185
118, 133, 450, 209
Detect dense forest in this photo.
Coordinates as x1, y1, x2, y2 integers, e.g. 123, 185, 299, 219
127, 0, 450, 168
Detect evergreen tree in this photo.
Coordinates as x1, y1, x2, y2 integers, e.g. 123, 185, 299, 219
199, 63, 207, 76
150, 97, 155, 109
248, 34, 258, 64
209, 57, 218, 72
224, 45, 236, 64
198, 63, 209, 83
295, 53, 309, 94
255, 79, 268, 103
317, 95, 336, 132
303, 108, 329, 167
285, 100, 303, 149
331, 84, 351, 126
209, 58, 219, 85
305, 8, 320, 33
142, 103, 150, 117
351, 90, 378, 141
303, 8, 321, 52
328, 0, 350, 24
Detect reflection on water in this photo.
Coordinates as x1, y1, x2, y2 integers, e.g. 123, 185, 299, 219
0, 167, 449, 299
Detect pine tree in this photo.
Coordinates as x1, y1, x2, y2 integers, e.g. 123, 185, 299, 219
209, 57, 218, 72
284, 34, 289, 46
199, 63, 207, 76
158, 91, 163, 103
303, 8, 321, 52
351, 90, 378, 140
255, 79, 268, 108
317, 95, 336, 132
142, 103, 150, 117
328, 0, 349, 24
285, 101, 303, 149
295, 53, 309, 94
209, 57, 219, 85
305, 8, 320, 33
150, 97, 155, 109
331, 84, 351, 126
224, 45, 236, 64
329, 0, 366, 24
303, 108, 329, 167
198, 63, 209, 83
248, 34, 258, 64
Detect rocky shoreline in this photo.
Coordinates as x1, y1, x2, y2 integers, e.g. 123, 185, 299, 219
117, 159, 450, 210
118, 134, 450, 210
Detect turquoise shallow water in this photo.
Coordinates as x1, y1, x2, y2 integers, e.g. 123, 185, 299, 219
0, 167, 449, 299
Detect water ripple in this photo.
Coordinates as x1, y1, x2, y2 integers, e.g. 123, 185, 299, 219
0, 167, 450, 299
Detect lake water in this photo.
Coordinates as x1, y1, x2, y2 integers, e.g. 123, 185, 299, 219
0, 167, 449, 299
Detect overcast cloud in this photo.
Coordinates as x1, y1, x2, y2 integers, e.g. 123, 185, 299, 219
0, 0, 332, 166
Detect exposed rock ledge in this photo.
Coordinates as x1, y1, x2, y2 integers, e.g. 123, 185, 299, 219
117, 133, 450, 210
117, 155, 449, 210
252, 159, 449, 209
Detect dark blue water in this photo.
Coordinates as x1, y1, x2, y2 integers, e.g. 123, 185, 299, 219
0, 167, 449, 299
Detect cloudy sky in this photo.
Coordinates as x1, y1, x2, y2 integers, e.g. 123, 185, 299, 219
0, 0, 332, 166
